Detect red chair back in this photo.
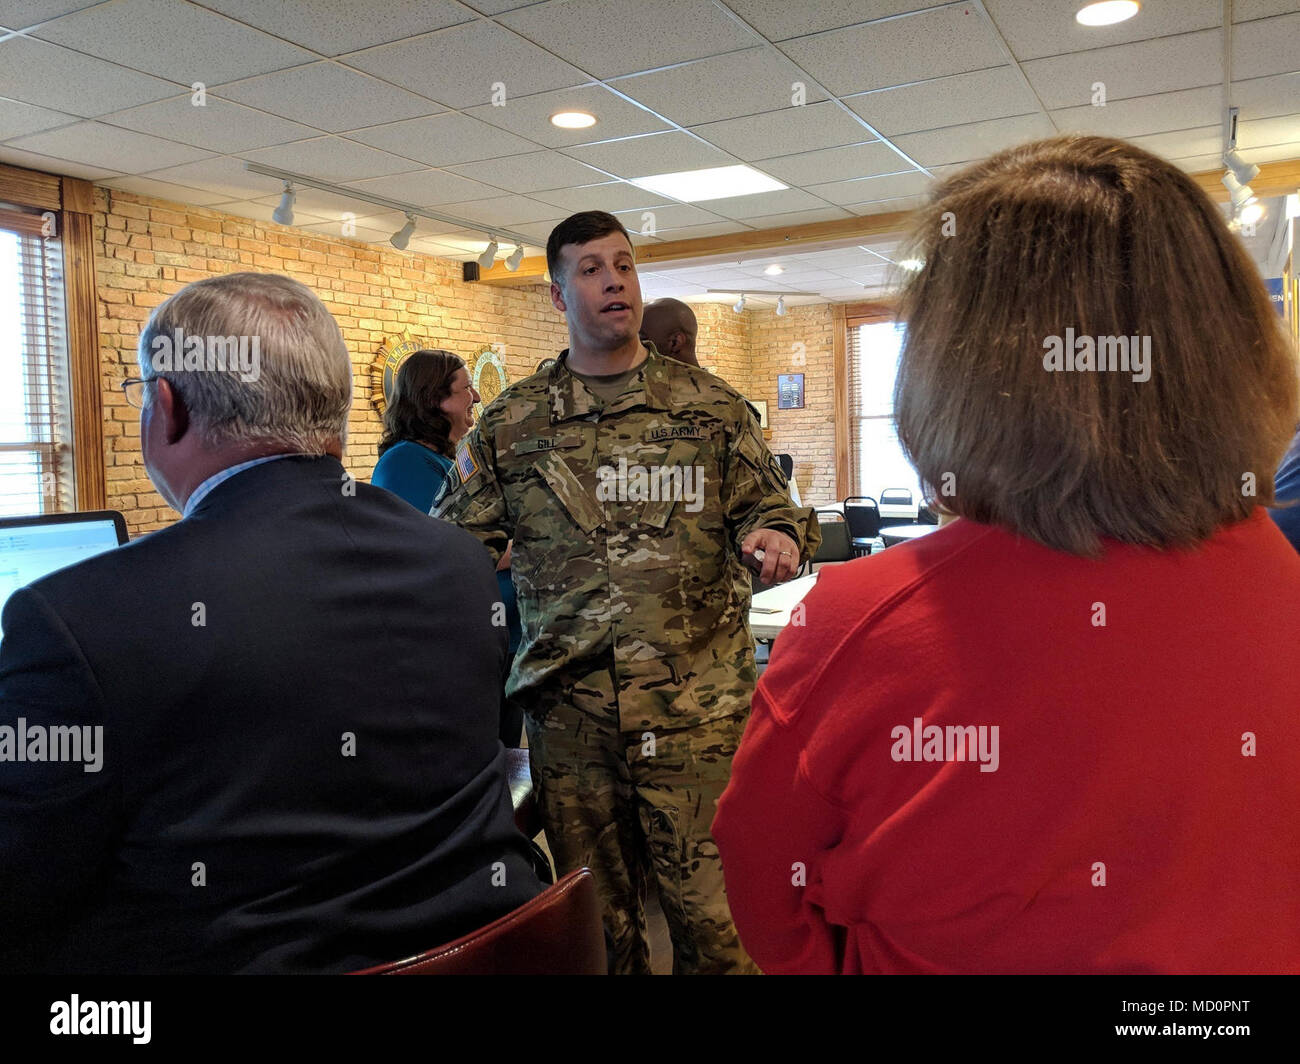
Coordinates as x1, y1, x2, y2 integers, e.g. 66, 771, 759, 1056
352, 868, 605, 976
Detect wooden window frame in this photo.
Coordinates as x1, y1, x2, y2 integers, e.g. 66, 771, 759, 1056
0, 162, 105, 510
833, 300, 897, 501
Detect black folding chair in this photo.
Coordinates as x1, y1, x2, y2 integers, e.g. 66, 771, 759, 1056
842, 496, 882, 557
810, 511, 853, 573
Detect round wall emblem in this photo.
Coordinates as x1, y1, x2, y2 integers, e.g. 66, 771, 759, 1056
370, 331, 427, 415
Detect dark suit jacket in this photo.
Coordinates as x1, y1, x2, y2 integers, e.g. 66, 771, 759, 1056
0, 455, 541, 973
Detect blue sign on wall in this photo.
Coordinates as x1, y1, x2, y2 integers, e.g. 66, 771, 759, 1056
1265, 277, 1284, 317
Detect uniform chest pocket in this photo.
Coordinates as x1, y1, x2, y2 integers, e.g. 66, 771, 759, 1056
639, 439, 702, 529
535, 451, 604, 535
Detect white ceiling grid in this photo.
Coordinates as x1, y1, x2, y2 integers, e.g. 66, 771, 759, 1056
0, 0, 1295, 303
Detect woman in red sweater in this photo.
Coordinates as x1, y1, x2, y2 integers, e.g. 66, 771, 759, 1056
713, 134, 1300, 974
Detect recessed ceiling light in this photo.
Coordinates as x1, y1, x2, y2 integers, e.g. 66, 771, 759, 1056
551, 111, 596, 129
763, 264, 784, 276
629, 165, 786, 203
1076, 1, 1140, 27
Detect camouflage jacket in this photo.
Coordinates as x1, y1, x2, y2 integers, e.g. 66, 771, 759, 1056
435, 344, 820, 730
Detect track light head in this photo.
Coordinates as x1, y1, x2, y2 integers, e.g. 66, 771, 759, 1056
1221, 171, 1257, 211
506, 244, 524, 271
271, 182, 295, 226
733, 293, 746, 313
1223, 149, 1259, 184
478, 239, 499, 269
390, 213, 416, 250
776, 295, 786, 316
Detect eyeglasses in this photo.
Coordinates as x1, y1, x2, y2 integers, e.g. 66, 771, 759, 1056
120, 377, 155, 409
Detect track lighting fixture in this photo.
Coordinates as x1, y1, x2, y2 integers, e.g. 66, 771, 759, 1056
271, 182, 295, 225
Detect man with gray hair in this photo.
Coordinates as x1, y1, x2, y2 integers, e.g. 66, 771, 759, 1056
0, 272, 541, 973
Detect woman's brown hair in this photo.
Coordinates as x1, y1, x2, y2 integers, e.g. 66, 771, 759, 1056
894, 133, 1298, 557
378, 349, 466, 459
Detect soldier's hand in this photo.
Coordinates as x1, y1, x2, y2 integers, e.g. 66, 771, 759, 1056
741, 529, 800, 585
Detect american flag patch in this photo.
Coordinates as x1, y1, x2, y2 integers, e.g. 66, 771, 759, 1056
455, 438, 480, 483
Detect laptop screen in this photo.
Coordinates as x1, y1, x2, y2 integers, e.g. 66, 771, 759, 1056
0, 512, 128, 639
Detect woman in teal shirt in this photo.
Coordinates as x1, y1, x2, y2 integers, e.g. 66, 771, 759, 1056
372, 350, 524, 745
372, 349, 474, 512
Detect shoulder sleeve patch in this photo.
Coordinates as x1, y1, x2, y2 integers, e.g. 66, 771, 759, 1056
454, 437, 481, 484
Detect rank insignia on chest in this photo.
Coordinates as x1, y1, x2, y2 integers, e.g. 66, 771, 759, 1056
455, 438, 480, 483
644, 425, 708, 443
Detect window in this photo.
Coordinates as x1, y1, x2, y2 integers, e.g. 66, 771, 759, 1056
0, 210, 72, 517
847, 318, 923, 507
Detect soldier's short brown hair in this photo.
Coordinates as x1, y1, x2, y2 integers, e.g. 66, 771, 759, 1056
547, 211, 634, 289
895, 133, 1298, 557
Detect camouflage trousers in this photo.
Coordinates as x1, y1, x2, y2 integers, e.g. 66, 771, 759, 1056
521, 658, 758, 975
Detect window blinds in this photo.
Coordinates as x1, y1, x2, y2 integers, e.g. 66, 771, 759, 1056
0, 207, 73, 517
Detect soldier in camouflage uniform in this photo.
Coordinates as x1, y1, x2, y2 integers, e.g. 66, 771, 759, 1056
435, 212, 819, 974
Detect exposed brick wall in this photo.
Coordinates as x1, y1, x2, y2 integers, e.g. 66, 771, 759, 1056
692, 302, 752, 397
92, 189, 757, 535
746, 303, 837, 507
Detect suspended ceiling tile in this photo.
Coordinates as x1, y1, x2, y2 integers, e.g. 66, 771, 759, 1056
721, 0, 951, 41
1232, 11, 1300, 80
0, 143, 122, 179
463, 83, 672, 149
0, 96, 79, 140
98, 174, 239, 207
498, 0, 757, 80
891, 112, 1057, 167
0, 1, 105, 29
136, 155, 287, 199
197, 0, 474, 56
1126, 125, 1224, 163
345, 112, 538, 167
739, 205, 853, 229
1049, 86, 1221, 139
1230, 73, 1300, 122
1021, 30, 1221, 110
33, 0, 315, 85
704, 187, 829, 220
845, 66, 1039, 137
98, 95, 320, 154
0, 35, 177, 117
217, 63, 441, 135
243, 136, 423, 182
346, 169, 505, 207
983, 0, 1221, 63
691, 101, 871, 160
561, 131, 731, 179
531, 181, 670, 214
340, 19, 587, 110
807, 169, 934, 206
757, 141, 914, 186
8, 120, 213, 172
612, 47, 826, 128
444, 151, 609, 194
781, 6, 1007, 97
431, 194, 561, 227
